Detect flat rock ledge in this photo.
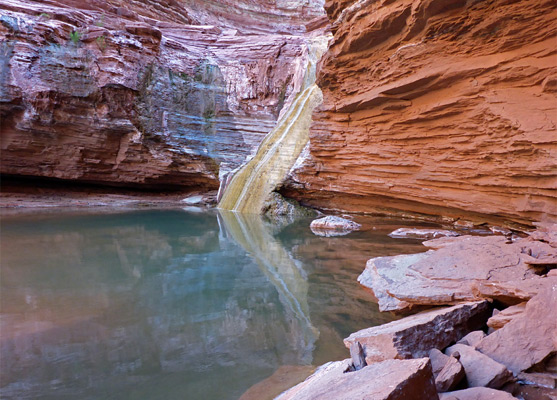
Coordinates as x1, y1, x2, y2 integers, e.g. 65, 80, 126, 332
388, 228, 461, 240
359, 224, 557, 312
309, 216, 361, 237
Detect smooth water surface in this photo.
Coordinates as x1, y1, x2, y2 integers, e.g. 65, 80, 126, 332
0, 209, 436, 400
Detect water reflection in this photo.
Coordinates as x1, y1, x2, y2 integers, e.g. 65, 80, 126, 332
0, 209, 431, 399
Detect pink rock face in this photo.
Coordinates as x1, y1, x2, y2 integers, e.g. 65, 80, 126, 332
282, 0, 557, 225
0, 0, 325, 189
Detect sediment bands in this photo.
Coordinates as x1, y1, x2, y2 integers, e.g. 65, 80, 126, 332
283, 0, 557, 224
0, 0, 324, 190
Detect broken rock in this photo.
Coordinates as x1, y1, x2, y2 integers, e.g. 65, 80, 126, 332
446, 344, 513, 389
457, 331, 487, 348
486, 303, 526, 330
436, 356, 466, 393
344, 301, 491, 364
476, 284, 557, 374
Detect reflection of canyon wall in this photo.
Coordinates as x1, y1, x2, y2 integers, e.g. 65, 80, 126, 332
283, 0, 557, 224
0, 211, 315, 399
0, 0, 325, 189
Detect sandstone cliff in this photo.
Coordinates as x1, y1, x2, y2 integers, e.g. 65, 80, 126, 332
283, 0, 557, 225
0, 0, 325, 190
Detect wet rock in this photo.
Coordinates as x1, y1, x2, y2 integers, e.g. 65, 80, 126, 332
446, 344, 513, 389
344, 301, 490, 364
516, 372, 556, 389
181, 195, 205, 205
438, 387, 517, 400
276, 358, 438, 400
358, 234, 557, 312
502, 382, 557, 400
486, 303, 526, 331
262, 192, 317, 222
476, 285, 557, 375
457, 331, 487, 348
309, 216, 361, 237
388, 228, 460, 239
436, 356, 466, 393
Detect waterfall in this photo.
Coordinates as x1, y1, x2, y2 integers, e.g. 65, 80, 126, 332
218, 35, 330, 213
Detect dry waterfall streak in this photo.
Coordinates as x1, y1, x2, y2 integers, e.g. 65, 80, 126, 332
218, 36, 330, 214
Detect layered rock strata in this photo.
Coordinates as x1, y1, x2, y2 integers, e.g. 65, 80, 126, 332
0, 0, 325, 190
283, 0, 557, 224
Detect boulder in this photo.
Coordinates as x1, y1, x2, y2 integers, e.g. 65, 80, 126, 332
457, 331, 487, 348
476, 285, 557, 374
276, 358, 438, 400
344, 301, 491, 364
388, 228, 460, 239
436, 356, 466, 393
446, 344, 513, 389
358, 234, 556, 312
486, 303, 526, 330
438, 387, 517, 400
309, 216, 361, 237
429, 348, 451, 376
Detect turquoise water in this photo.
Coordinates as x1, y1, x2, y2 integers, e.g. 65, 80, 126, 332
0, 209, 433, 399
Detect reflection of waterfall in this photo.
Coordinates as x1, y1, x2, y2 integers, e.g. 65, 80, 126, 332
218, 35, 330, 213
218, 210, 318, 364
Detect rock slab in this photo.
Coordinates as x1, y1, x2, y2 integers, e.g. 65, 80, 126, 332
446, 344, 513, 389
358, 234, 557, 312
344, 301, 491, 364
276, 358, 439, 400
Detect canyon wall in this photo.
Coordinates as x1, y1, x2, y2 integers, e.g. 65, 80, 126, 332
0, 0, 325, 190
283, 0, 557, 225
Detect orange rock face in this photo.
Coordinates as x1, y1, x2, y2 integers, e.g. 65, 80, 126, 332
283, 0, 557, 224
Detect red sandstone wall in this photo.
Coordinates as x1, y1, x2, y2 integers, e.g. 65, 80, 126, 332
283, 0, 557, 224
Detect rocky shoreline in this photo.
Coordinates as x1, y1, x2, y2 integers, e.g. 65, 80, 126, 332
277, 222, 557, 399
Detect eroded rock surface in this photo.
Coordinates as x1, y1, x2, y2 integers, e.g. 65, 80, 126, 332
359, 231, 557, 312
282, 0, 557, 224
0, 0, 325, 190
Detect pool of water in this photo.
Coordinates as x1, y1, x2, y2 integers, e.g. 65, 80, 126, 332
0, 208, 437, 400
